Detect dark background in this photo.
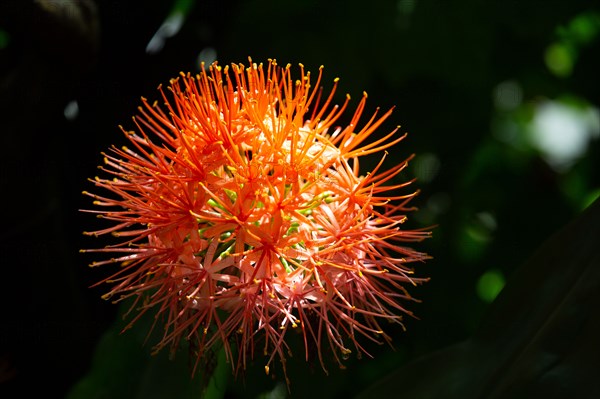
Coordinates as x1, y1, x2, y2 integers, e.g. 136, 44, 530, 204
1, 0, 599, 398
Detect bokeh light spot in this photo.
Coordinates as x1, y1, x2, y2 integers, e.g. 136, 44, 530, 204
146, 11, 185, 54
197, 47, 217, 70
493, 80, 523, 111
466, 212, 496, 243
544, 43, 574, 77
413, 152, 440, 183
64, 100, 79, 121
476, 269, 505, 303
529, 100, 600, 171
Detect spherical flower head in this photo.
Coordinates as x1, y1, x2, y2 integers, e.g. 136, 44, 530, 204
82, 59, 431, 382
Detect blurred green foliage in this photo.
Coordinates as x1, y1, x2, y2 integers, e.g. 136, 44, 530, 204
1, 0, 599, 398
546, 11, 600, 77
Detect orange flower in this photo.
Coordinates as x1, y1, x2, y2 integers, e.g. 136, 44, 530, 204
82, 59, 430, 381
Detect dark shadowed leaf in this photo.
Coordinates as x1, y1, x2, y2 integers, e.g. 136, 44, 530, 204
66, 301, 229, 399
356, 197, 600, 399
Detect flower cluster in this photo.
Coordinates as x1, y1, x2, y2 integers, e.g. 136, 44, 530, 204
83, 59, 430, 380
